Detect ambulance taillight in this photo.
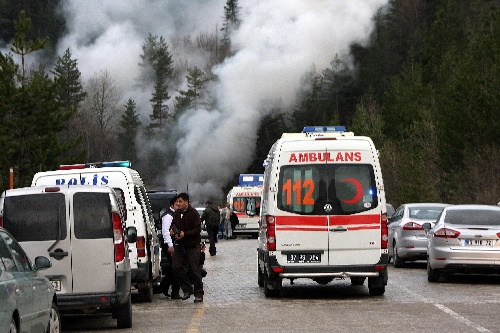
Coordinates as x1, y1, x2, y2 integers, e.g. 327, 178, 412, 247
381, 212, 388, 249
265, 215, 276, 251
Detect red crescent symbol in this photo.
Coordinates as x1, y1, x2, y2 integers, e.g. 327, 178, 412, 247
340, 178, 363, 204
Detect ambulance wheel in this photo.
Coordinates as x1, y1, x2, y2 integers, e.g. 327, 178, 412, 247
263, 273, 281, 298
368, 285, 385, 296
258, 263, 264, 287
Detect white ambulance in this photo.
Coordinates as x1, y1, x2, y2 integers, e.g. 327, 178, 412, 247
31, 161, 161, 302
227, 174, 263, 238
257, 126, 389, 297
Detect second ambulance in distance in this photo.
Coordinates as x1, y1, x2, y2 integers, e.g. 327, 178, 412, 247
258, 126, 389, 297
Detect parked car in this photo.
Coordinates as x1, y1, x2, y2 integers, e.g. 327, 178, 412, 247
386, 203, 395, 218
0, 227, 60, 333
424, 204, 500, 282
388, 203, 451, 267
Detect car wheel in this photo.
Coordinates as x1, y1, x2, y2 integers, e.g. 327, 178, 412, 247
257, 262, 264, 288
393, 242, 405, 268
46, 302, 60, 333
350, 277, 366, 285
263, 271, 281, 298
368, 285, 386, 296
9, 317, 17, 333
116, 294, 133, 328
427, 261, 441, 283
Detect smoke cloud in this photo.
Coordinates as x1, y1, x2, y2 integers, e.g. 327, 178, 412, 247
57, 0, 388, 205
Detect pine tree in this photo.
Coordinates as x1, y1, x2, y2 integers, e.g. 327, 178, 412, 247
220, 0, 240, 58
149, 36, 173, 128
118, 99, 141, 164
53, 48, 86, 111
174, 66, 210, 115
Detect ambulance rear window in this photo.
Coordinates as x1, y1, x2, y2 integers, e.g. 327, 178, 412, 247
277, 164, 377, 215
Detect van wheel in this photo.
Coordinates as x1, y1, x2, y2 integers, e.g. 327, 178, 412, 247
257, 263, 264, 287
46, 302, 60, 333
263, 273, 281, 298
393, 242, 405, 268
350, 277, 366, 286
138, 283, 153, 302
116, 294, 132, 328
427, 261, 441, 283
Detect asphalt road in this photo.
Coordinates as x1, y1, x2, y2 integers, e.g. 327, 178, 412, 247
61, 237, 500, 333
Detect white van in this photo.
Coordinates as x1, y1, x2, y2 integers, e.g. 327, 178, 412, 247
0, 185, 136, 328
31, 161, 161, 302
226, 174, 263, 238
257, 126, 389, 297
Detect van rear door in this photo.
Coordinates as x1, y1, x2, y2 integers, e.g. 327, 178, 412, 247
70, 190, 116, 293
275, 139, 381, 266
2, 190, 73, 293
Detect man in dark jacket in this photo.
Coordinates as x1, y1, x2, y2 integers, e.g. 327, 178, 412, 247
171, 193, 204, 303
200, 200, 220, 256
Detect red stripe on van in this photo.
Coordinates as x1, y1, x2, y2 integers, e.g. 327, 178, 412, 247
275, 214, 380, 226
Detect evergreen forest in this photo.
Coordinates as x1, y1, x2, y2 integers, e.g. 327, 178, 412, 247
0, 0, 498, 206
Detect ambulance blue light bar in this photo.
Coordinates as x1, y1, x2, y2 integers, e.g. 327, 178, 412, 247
59, 160, 131, 170
239, 174, 264, 187
302, 126, 347, 133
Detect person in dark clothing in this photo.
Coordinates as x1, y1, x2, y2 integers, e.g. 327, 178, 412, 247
160, 196, 181, 299
171, 193, 204, 303
200, 200, 221, 256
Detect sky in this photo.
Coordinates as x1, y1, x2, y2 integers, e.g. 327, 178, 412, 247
52, 1, 390, 204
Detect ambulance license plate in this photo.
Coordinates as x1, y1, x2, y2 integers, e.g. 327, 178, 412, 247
287, 253, 321, 263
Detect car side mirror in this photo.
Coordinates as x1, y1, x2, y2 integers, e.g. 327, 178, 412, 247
422, 222, 432, 231
34, 256, 52, 270
127, 226, 138, 243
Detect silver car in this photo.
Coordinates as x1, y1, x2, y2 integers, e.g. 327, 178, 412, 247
388, 203, 450, 267
0, 227, 60, 333
425, 204, 500, 282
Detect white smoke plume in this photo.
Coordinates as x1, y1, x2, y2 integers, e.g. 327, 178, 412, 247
57, 0, 388, 205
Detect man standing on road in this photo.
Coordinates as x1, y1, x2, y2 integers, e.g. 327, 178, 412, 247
200, 200, 220, 256
160, 195, 181, 299
171, 193, 204, 303
221, 202, 233, 240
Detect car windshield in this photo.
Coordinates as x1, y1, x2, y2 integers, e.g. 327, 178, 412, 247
408, 207, 445, 220
444, 209, 500, 226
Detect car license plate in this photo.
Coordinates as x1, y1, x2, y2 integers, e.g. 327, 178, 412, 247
463, 239, 494, 246
287, 253, 321, 263
50, 280, 61, 291
236, 224, 245, 228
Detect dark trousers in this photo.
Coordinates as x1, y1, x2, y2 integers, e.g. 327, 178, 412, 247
207, 225, 218, 255
172, 243, 204, 298
160, 247, 180, 296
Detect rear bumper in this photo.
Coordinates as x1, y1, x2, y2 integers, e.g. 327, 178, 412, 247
57, 270, 131, 313
258, 248, 389, 280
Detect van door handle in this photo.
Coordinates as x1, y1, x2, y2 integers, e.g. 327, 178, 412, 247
49, 248, 68, 260
330, 227, 348, 232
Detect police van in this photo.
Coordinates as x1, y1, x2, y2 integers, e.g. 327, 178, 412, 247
31, 161, 161, 302
226, 174, 263, 238
257, 126, 389, 297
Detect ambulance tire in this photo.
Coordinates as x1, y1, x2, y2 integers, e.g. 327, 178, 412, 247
257, 263, 264, 287
368, 284, 385, 296
263, 272, 281, 298
368, 271, 387, 296
393, 242, 406, 268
